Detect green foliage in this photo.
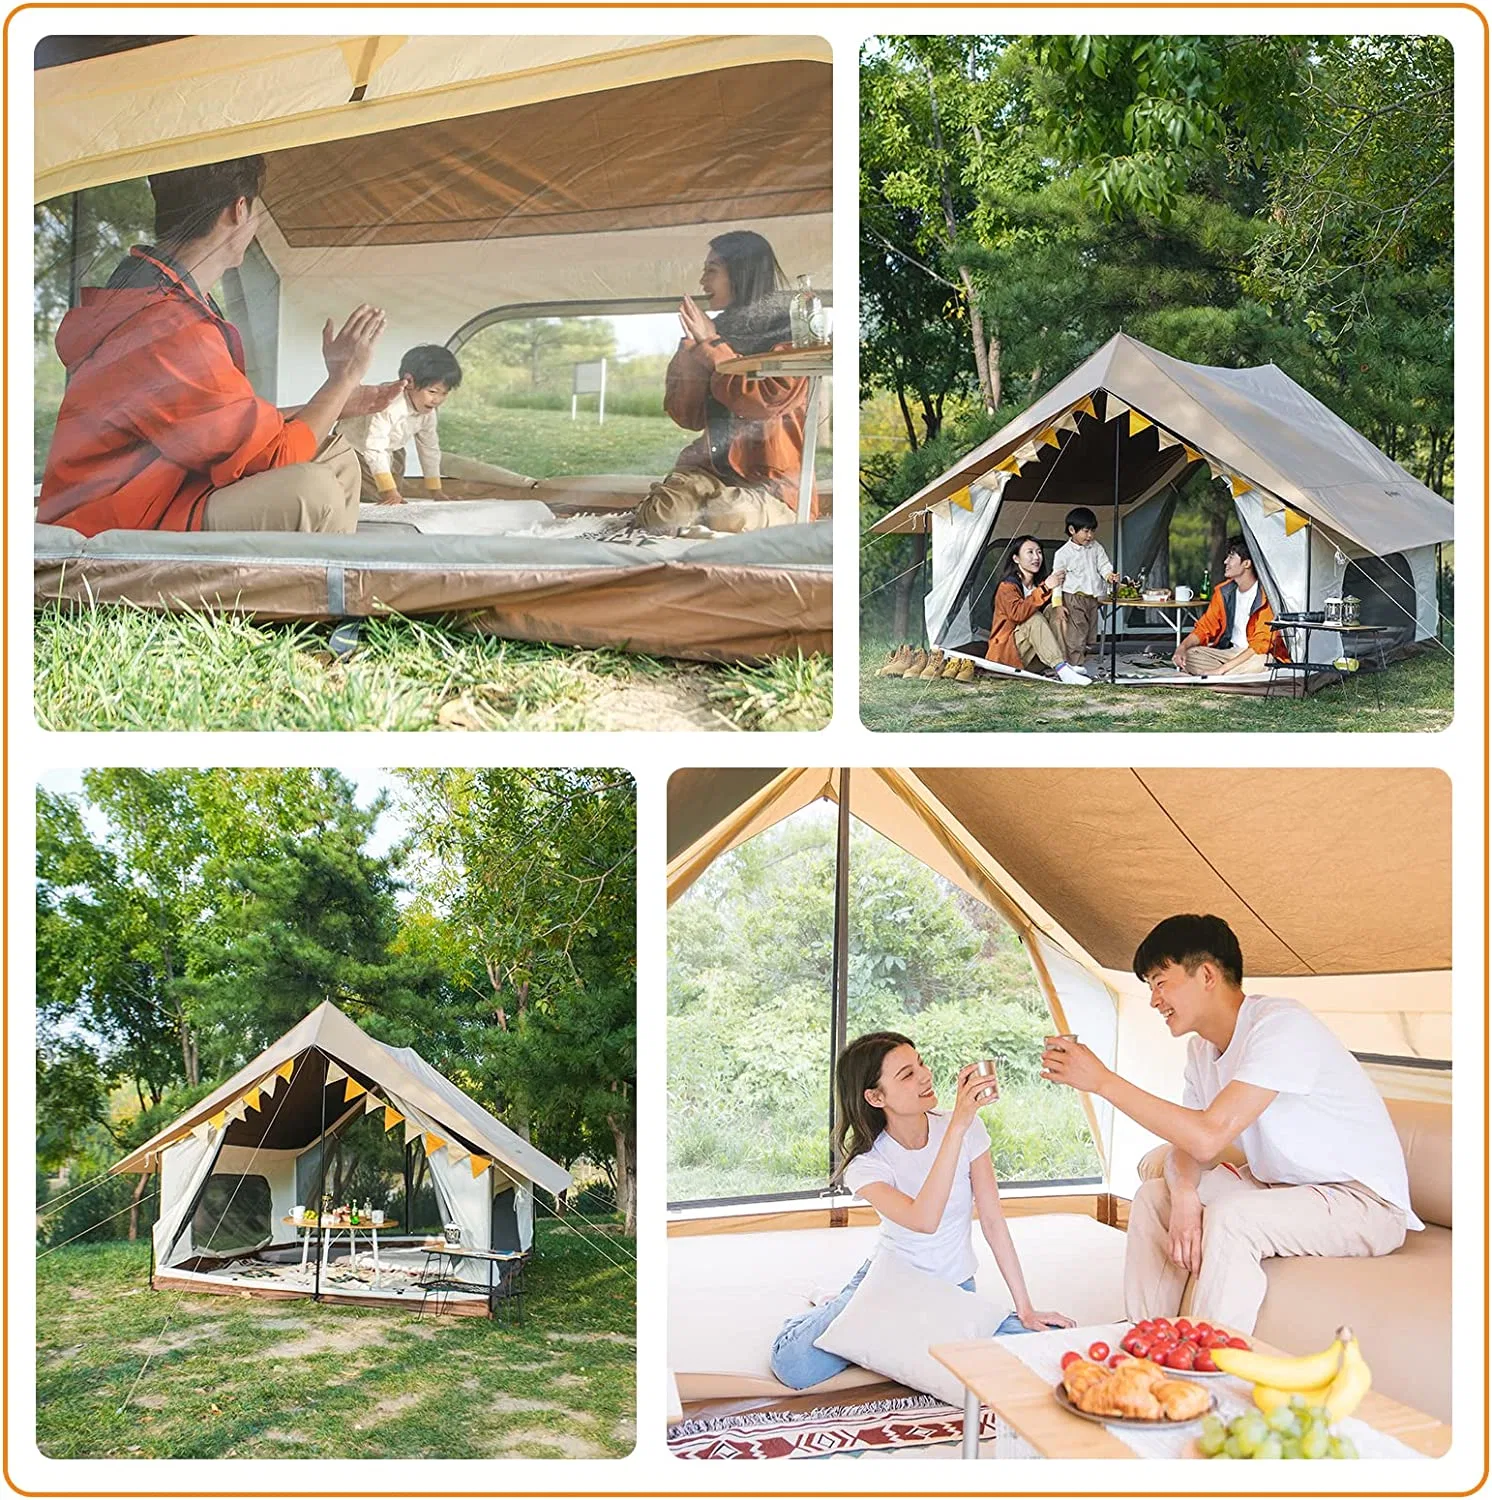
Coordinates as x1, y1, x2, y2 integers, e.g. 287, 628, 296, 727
668, 812, 1100, 1201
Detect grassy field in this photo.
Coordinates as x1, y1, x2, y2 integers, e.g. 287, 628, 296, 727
34, 605, 833, 732
438, 405, 686, 481
860, 637, 1454, 733
36, 1224, 634, 1460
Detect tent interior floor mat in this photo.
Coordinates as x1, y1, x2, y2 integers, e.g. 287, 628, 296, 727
153, 1252, 491, 1313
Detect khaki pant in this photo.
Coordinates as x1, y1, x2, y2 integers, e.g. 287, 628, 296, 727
1014, 609, 1066, 670
355, 447, 538, 502
1125, 1165, 1407, 1334
1056, 593, 1102, 665
202, 434, 360, 534
636, 468, 796, 535
1184, 644, 1269, 677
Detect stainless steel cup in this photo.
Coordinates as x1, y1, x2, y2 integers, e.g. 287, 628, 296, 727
970, 1057, 1000, 1102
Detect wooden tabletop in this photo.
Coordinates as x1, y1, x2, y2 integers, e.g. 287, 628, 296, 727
931, 1326, 1451, 1459
284, 1216, 396, 1229
715, 345, 833, 378
1113, 597, 1205, 609
666, 1370, 684, 1426
420, 1242, 524, 1261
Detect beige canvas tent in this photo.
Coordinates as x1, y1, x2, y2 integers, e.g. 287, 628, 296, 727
667, 766, 1450, 1196
870, 335, 1452, 678
33, 35, 832, 662
114, 1002, 571, 1314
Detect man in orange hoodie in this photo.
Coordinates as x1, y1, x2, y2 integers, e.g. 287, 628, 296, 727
1172, 535, 1289, 676
39, 155, 399, 536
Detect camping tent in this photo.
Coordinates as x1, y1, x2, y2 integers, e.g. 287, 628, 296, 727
112, 1002, 571, 1311
33, 34, 833, 662
666, 767, 1450, 1197
869, 335, 1453, 671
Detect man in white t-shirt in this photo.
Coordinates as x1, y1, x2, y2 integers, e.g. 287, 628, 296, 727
1171, 535, 1284, 678
1042, 913, 1416, 1333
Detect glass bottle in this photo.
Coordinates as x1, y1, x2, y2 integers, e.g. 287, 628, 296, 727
789, 275, 823, 348
1199, 566, 1211, 601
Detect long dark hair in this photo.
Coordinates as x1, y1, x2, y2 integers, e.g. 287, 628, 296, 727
708, 230, 792, 355
1001, 534, 1044, 588
833, 1031, 916, 1181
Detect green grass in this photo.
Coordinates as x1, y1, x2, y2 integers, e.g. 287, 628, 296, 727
859, 636, 1454, 733
33, 603, 832, 732
36, 1225, 634, 1460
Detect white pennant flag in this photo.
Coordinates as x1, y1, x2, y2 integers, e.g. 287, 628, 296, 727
1154, 429, 1183, 452
192, 1119, 213, 1140
259, 1070, 281, 1097
225, 1098, 248, 1123
363, 1092, 385, 1116
1054, 411, 1080, 435
325, 1062, 347, 1085
403, 1118, 423, 1146
1106, 397, 1131, 421
445, 1140, 469, 1165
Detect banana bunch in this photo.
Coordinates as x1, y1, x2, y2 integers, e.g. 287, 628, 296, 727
1211, 1327, 1372, 1422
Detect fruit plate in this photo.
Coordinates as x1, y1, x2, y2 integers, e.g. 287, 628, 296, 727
1054, 1383, 1216, 1428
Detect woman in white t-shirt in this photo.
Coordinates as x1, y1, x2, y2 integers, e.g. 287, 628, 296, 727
770, 1031, 1075, 1389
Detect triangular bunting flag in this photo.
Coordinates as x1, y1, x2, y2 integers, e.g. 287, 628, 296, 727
1054, 412, 1080, 434
383, 1106, 405, 1133
1206, 458, 1227, 481
1015, 444, 1040, 468
468, 1154, 491, 1179
1127, 409, 1152, 437
193, 1119, 214, 1139
446, 1141, 469, 1164
1259, 494, 1285, 517
343, 1077, 367, 1103
403, 1119, 423, 1145
1228, 474, 1252, 498
929, 500, 951, 523
1076, 394, 1097, 419
243, 1087, 262, 1112
1284, 508, 1311, 536
259, 1071, 281, 1097
276, 1060, 294, 1082
225, 1098, 248, 1122
1106, 397, 1130, 421
364, 1092, 385, 1115
1037, 428, 1060, 449
1154, 429, 1182, 452
325, 1062, 347, 1085
1181, 444, 1203, 465
994, 456, 1021, 475
208, 1110, 227, 1131
423, 1133, 447, 1155
949, 486, 973, 511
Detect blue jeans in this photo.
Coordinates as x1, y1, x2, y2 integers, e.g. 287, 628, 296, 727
768, 1259, 1034, 1390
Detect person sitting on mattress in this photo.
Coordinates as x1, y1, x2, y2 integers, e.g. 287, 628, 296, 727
338, 343, 542, 504
638, 230, 811, 534
38, 154, 403, 536
986, 536, 1092, 685
769, 1031, 1074, 1389
1171, 535, 1289, 676
1041, 914, 1416, 1336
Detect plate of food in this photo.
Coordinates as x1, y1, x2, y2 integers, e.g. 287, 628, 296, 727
1140, 588, 1172, 603
1118, 1317, 1251, 1376
1056, 1356, 1215, 1427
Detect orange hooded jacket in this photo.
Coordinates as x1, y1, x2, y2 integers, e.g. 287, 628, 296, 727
38, 248, 317, 535
1191, 577, 1290, 661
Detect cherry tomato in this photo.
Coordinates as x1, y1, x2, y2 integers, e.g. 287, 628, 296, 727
1205, 1330, 1231, 1349
1136, 1319, 1157, 1334
1087, 1341, 1110, 1362
1193, 1347, 1218, 1372
1127, 1338, 1152, 1360
1175, 1318, 1193, 1336
1163, 1344, 1196, 1371
1225, 1336, 1251, 1350
1107, 1353, 1127, 1369
1192, 1322, 1212, 1338
1060, 1350, 1083, 1370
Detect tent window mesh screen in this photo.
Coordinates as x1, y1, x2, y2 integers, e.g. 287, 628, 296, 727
667, 800, 1100, 1206
1344, 553, 1417, 650
192, 1173, 272, 1252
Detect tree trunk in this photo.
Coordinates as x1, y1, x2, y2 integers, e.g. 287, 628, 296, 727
607, 1114, 635, 1236
126, 1169, 151, 1242
895, 383, 919, 450
957, 265, 996, 413
988, 332, 1002, 410
893, 531, 929, 643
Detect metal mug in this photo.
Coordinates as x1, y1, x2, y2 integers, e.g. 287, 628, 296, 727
443, 1222, 462, 1245
969, 1058, 1000, 1102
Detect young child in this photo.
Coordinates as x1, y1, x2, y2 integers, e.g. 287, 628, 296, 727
1051, 506, 1119, 667
340, 344, 539, 503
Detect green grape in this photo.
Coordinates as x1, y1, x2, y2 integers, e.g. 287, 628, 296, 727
1290, 1393, 1312, 1410
1198, 1417, 1226, 1457
1255, 1434, 1284, 1460
1224, 1435, 1247, 1459
1235, 1412, 1269, 1449
1331, 1435, 1359, 1460
1266, 1404, 1300, 1436
1300, 1424, 1330, 1460
1210, 1450, 1234, 1459
1280, 1438, 1302, 1460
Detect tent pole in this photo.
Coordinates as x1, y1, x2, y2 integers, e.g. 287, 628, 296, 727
1110, 407, 1120, 684
404, 1140, 414, 1235
314, 1050, 328, 1303
1436, 543, 1444, 641
827, 769, 852, 1195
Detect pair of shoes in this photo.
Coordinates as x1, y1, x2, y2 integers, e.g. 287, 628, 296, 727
945, 656, 977, 684
894, 648, 928, 677
877, 645, 914, 676
914, 649, 946, 680
1055, 663, 1093, 686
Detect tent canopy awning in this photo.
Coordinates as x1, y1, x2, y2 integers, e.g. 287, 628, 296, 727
34, 34, 833, 202
871, 334, 1453, 557
668, 766, 1451, 981
112, 1002, 572, 1195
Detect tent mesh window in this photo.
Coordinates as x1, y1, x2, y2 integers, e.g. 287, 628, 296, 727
192, 1173, 272, 1252
1344, 553, 1418, 652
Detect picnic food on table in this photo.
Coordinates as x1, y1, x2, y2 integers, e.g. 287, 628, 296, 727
1060, 1355, 1211, 1422
1120, 1316, 1249, 1372
1209, 1326, 1357, 1396
1198, 1402, 1360, 1460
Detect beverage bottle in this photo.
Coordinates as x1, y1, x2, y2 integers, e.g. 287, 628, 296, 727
789, 276, 823, 347
1199, 567, 1211, 600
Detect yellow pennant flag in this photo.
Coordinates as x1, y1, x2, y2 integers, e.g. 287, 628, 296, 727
949, 486, 973, 511
1284, 508, 1311, 536
468, 1154, 491, 1179
1181, 444, 1203, 466
243, 1087, 262, 1112
994, 456, 1021, 475
423, 1133, 447, 1156
1037, 428, 1060, 449
1228, 473, 1252, 498
344, 1077, 367, 1103
1127, 409, 1152, 437
276, 1060, 294, 1082
1075, 395, 1097, 418
209, 1111, 227, 1131
383, 1106, 405, 1133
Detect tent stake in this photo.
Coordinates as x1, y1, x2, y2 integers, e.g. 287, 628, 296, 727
826, 769, 852, 1196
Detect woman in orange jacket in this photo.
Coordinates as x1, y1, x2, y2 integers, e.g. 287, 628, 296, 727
639, 231, 810, 534
986, 536, 1093, 685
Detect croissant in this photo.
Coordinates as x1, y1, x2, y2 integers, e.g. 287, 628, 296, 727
1154, 1379, 1211, 1421
1063, 1354, 1206, 1423
1061, 1359, 1108, 1404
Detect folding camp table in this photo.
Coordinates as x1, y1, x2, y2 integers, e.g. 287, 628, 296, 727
417, 1243, 527, 1321
1266, 619, 1395, 706
715, 345, 832, 525
286, 1215, 396, 1286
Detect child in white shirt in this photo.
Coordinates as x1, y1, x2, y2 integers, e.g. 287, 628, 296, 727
1051, 506, 1119, 666
339, 344, 538, 503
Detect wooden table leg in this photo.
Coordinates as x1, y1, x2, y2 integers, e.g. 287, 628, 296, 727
796, 376, 820, 524
961, 1385, 981, 1459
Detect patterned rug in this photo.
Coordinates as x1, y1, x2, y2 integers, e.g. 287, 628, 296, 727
667, 1393, 997, 1460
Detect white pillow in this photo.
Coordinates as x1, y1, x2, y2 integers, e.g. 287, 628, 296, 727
813, 1253, 1005, 1406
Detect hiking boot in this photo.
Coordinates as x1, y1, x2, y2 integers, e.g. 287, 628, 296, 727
917, 649, 947, 679
900, 648, 928, 677
877, 645, 912, 676
940, 655, 964, 679
953, 657, 977, 684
